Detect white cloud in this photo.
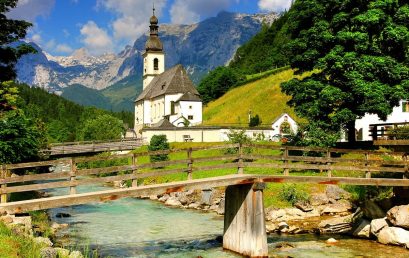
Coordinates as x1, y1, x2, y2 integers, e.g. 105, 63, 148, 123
258, 0, 292, 12
56, 44, 74, 54
170, 0, 233, 24
97, 0, 166, 42
31, 33, 42, 44
80, 21, 113, 55
6, 0, 55, 22
45, 39, 56, 50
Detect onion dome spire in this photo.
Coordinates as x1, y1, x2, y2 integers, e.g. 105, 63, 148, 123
145, 3, 163, 51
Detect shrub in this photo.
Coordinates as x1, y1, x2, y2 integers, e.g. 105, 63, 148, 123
225, 129, 252, 155
148, 135, 170, 162
249, 114, 262, 127
278, 184, 309, 206
390, 125, 409, 140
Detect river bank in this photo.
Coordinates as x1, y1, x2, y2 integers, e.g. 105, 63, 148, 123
143, 183, 409, 251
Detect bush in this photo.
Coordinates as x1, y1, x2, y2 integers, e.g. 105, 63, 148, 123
278, 184, 309, 206
225, 129, 252, 155
390, 125, 409, 140
148, 135, 170, 162
249, 114, 262, 127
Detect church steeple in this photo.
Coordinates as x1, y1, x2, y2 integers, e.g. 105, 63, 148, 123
145, 4, 163, 52
142, 6, 165, 89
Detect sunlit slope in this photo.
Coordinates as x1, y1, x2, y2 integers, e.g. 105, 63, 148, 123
203, 69, 302, 126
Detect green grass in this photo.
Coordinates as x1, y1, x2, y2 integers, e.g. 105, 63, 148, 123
0, 221, 44, 258
203, 69, 311, 126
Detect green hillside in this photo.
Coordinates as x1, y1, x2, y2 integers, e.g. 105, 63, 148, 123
62, 84, 111, 110
203, 69, 307, 126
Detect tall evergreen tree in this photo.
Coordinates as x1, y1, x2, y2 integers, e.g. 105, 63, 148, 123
281, 0, 409, 145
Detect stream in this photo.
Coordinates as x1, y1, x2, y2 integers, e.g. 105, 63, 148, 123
47, 185, 409, 258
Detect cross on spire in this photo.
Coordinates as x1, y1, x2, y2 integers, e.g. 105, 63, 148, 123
153, 2, 155, 15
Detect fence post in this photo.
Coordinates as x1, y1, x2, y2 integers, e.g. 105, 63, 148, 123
187, 148, 193, 180
237, 143, 244, 174
326, 149, 332, 177
403, 154, 408, 179
283, 146, 289, 176
365, 153, 371, 178
70, 158, 77, 195
132, 153, 138, 187
1, 165, 7, 203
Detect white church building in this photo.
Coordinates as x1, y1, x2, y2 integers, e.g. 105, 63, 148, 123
134, 11, 203, 135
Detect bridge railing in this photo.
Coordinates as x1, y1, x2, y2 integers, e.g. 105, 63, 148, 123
1, 144, 408, 204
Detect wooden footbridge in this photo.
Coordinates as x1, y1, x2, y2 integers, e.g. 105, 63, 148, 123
1, 144, 409, 257
40, 138, 143, 156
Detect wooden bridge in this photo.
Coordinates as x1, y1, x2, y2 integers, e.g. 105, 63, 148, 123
2, 144, 409, 257
40, 138, 143, 156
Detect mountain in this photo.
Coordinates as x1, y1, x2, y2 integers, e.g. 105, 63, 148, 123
15, 11, 279, 111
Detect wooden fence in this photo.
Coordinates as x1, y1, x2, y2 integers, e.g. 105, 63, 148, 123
40, 138, 143, 156
1, 144, 408, 204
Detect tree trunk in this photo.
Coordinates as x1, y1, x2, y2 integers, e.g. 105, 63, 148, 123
347, 120, 356, 145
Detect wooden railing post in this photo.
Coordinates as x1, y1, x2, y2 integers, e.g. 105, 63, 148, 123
1, 165, 7, 203
187, 148, 193, 180
326, 149, 332, 177
70, 158, 77, 195
403, 154, 408, 179
237, 143, 244, 174
365, 153, 371, 178
132, 153, 138, 187
283, 146, 289, 176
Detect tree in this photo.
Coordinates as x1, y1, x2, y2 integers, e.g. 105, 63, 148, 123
249, 114, 262, 127
148, 135, 170, 162
80, 114, 124, 141
1, 0, 36, 82
281, 0, 409, 146
197, 67, 244, 103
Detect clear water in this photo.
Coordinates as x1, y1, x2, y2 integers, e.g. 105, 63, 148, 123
48, 185, 409, 257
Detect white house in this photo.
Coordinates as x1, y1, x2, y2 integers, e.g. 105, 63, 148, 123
271, 113, 298, 136
355, 100, 409, 141
134, 11, 203, 135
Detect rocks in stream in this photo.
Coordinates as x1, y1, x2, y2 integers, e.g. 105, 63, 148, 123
55, 213, 71, 218
387, 205, 409, 229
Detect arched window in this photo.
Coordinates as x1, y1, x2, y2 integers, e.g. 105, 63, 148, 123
154, 58, 159, 70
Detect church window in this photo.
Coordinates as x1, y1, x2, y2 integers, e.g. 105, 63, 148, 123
161, 84, 165, 90
188, 115, 193, 120
189, 105, 192, 109
171, 101, 175, 115
154, 58, 159, 70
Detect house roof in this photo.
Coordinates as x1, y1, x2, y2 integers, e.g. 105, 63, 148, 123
135, 64, 200, 102
271, 113, 295, 125
176, 92, 202, 102
152, 119, 176, 128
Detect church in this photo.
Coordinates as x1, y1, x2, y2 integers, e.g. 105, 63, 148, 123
134, 11, 203, 135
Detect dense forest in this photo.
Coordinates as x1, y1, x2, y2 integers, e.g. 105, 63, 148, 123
17, 83, 134, 143
198, 11, 293, 103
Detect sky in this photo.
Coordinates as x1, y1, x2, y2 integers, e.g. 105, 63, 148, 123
7, 0, 293, 56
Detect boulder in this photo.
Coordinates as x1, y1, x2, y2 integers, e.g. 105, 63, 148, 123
165, 198, 182, 207
387, 205, 409, 229
55, 213, 71, 218
0, 216, 13, 224
40, 247, 57, 258
149, 195, 158, 200
216, 199, 225, 215
295, 201, 313, 212
321, 200, 352, 215
267, 209, 286, 221
69, 251, 84, 258
188, 203, 201, 209
326, 185, 351, 200
370, 218, 389, 237
179, 196, 189, 206
377, 226, 409, 246
275, 242, 295, 250
318, 215, 353, 234
54, 248, 70, 257
326, 238, 338, 244
310, 193, 329, 206
352, 219, 371, 238
266, 223, 277, 233
34, 237, 53, 247
362, 200, 386, 219
278, 221, 289, 231
158, 194, 170, 202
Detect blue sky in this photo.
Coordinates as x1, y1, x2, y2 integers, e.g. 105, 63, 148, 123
7, 0, 292, 56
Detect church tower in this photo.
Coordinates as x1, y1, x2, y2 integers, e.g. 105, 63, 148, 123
142, 7, 165, 90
